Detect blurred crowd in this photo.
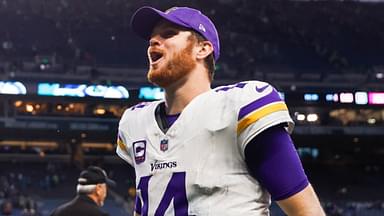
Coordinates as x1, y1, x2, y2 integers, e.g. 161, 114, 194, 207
0, 162, 75, 215
0, 0, 383, 81
0, 171, 40, 215
0, 161, 137, 216
323, 201, 384, 216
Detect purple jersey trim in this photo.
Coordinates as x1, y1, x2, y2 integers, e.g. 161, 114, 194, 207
166, 113, 180, 128
244, 125, 309, 201
135, 194, 142, 214
238, 89, 282, 120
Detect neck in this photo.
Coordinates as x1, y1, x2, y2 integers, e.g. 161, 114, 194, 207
163, 65, 211, 114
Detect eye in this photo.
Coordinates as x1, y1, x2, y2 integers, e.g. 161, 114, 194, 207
161, 30, 177, 38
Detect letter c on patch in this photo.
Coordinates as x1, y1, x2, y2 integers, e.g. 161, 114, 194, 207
133, 140, 146, 164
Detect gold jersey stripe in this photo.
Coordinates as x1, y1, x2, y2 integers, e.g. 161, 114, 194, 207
117, 138, 129, 154
237, 102, 288, 135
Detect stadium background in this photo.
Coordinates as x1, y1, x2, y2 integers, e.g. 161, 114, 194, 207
1, 0, 384, 215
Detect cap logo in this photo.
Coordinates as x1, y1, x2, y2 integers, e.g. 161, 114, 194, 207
198, 24, 206, 32
165, 7, 179, 14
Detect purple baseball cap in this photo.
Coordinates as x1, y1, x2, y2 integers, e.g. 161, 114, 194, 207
131, 6, 220, 61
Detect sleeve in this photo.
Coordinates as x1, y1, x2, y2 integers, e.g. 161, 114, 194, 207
244, 125, 309, 201
235, 81, 294, 155
116, 110, 134, 165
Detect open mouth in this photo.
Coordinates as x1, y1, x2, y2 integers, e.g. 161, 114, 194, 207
149, 51, 164, 64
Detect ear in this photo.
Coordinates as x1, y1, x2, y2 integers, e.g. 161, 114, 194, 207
196, 41, 214, 61
95, 184, 102, 195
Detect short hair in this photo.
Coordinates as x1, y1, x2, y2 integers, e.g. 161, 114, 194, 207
76, 184, 97, 194
189, 31, 215, 82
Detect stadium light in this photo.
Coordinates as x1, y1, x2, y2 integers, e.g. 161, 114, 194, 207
26, 104, 34, 113
14, 100, 23, 107
340, 93, 354, 103
376, 72, 384, 79
304, 93, 319, 102
355, 92, 368, 105
307, 113, 319, 122
367, 118, 376, 124
368, 92, 384, 105
296, 113, 306, 121
95, 108, 106, 115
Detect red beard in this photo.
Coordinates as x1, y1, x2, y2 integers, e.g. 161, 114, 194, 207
147, 42, 196, 88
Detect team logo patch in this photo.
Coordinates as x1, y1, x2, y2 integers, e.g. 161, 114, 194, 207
133, 140, 146, 164
160, 139, 169, 152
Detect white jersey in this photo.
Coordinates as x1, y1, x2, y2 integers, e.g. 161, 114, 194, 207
117, 81, 294, 216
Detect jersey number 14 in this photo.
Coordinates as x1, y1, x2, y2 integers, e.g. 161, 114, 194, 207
136, 172, 189, 216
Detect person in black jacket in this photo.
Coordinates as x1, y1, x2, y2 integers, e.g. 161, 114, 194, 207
50, 166, 116, 216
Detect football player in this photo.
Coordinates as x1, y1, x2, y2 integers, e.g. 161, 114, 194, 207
117, 6, 325, 216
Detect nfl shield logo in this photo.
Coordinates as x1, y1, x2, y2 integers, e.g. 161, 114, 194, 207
160, 139, 169, 152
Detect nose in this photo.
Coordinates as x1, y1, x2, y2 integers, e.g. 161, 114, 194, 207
149, 35, 161, 47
